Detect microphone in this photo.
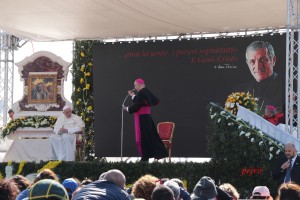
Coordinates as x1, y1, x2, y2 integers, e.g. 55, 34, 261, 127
122, 89, 136, 107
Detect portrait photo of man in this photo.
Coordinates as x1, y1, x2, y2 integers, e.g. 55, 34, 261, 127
235, 40, 284, 110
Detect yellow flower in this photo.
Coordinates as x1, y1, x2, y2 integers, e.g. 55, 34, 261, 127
81, 113, 84, 117
87, 106, 92, 111
85, 72, 91, 77
80, 52, 85, 57
80, 65, 85, 72
88, 62, 93, 67
80, 78, 84, 84
86, 84, 90, 90
76, 101, 80, 105
77, 88, 81, 92
85, 118, 90, 122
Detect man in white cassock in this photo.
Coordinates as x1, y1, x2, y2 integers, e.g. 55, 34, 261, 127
50, 106, 85, 161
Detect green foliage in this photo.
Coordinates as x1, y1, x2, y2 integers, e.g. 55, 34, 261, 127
207, 102, 284, 197
0, 161, 212, 192
72, 40, 101, 160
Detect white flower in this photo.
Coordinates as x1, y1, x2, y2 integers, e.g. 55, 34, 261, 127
269, 141, 272, 145
276, 149, 281, 155
245, 132, 251, 137
236, 118, 242, 122
259, 141, 263, 146
258, 131, 263, 136
238, 125, 243, 129
220, 111, 225, 115
269, 147, 274, 151
269, 153, 273, 160
226, 116, 230, 120
239, 131, 245, 136
217, 118, 221, 123
251, 138, 255, 142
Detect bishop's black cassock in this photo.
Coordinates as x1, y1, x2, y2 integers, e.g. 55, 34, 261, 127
128, 87, 168, 161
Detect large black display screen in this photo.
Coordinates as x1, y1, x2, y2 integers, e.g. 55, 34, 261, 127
93, 34, 285, 157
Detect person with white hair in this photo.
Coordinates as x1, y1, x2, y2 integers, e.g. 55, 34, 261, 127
50, 105, 85, 161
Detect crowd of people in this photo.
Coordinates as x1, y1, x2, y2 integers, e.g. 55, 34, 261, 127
0, 167, 300, 200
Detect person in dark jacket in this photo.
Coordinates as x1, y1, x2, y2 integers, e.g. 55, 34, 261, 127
73, 169, 130, 200
273, 143, 300, 185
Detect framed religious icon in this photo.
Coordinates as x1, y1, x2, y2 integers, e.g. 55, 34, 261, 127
28, 72, 57, 104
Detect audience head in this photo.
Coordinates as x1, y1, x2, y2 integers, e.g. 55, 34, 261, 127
277, 183, 300, 200
219, 183, 240, 200
0, 179, 20, 200
163, 180, 180, 200
62, 178, 78, 199
33, 169, 59, 184
10, 175, 31, 192
28, 179, 68, 200
191, 176, 217, 200
152, 185, 175, 200
251, 186, 272, 199
103, 169, 126, 189
170, 178, 184, 188
81, 178, 93, 186
132, 174, 159, 200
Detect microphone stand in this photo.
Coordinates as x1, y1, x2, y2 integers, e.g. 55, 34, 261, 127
120, 90, 134, 162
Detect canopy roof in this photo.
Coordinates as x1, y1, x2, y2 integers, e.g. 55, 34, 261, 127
0, 0, 287, 41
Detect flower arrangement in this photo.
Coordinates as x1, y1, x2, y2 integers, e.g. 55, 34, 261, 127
73, 40, 99, 160
225, 92, 258, 115
0, 116, 57, 138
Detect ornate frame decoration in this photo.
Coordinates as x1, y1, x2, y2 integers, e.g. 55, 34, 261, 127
28, 72, 57, 104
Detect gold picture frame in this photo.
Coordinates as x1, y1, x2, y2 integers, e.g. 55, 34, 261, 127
28, 73, 57, 104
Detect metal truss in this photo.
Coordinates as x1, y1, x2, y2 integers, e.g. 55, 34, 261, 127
286, 0, 300, 137
0, 31, 18, 126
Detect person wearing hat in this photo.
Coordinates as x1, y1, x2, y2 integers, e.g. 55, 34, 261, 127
123, 78, 168, 162
263, 105, 278, 125
49, 105, 85, 161
62, 178, 79, 199
250, 186, 273, 200
191, 176, 217, 200
28, 179, 69, 200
